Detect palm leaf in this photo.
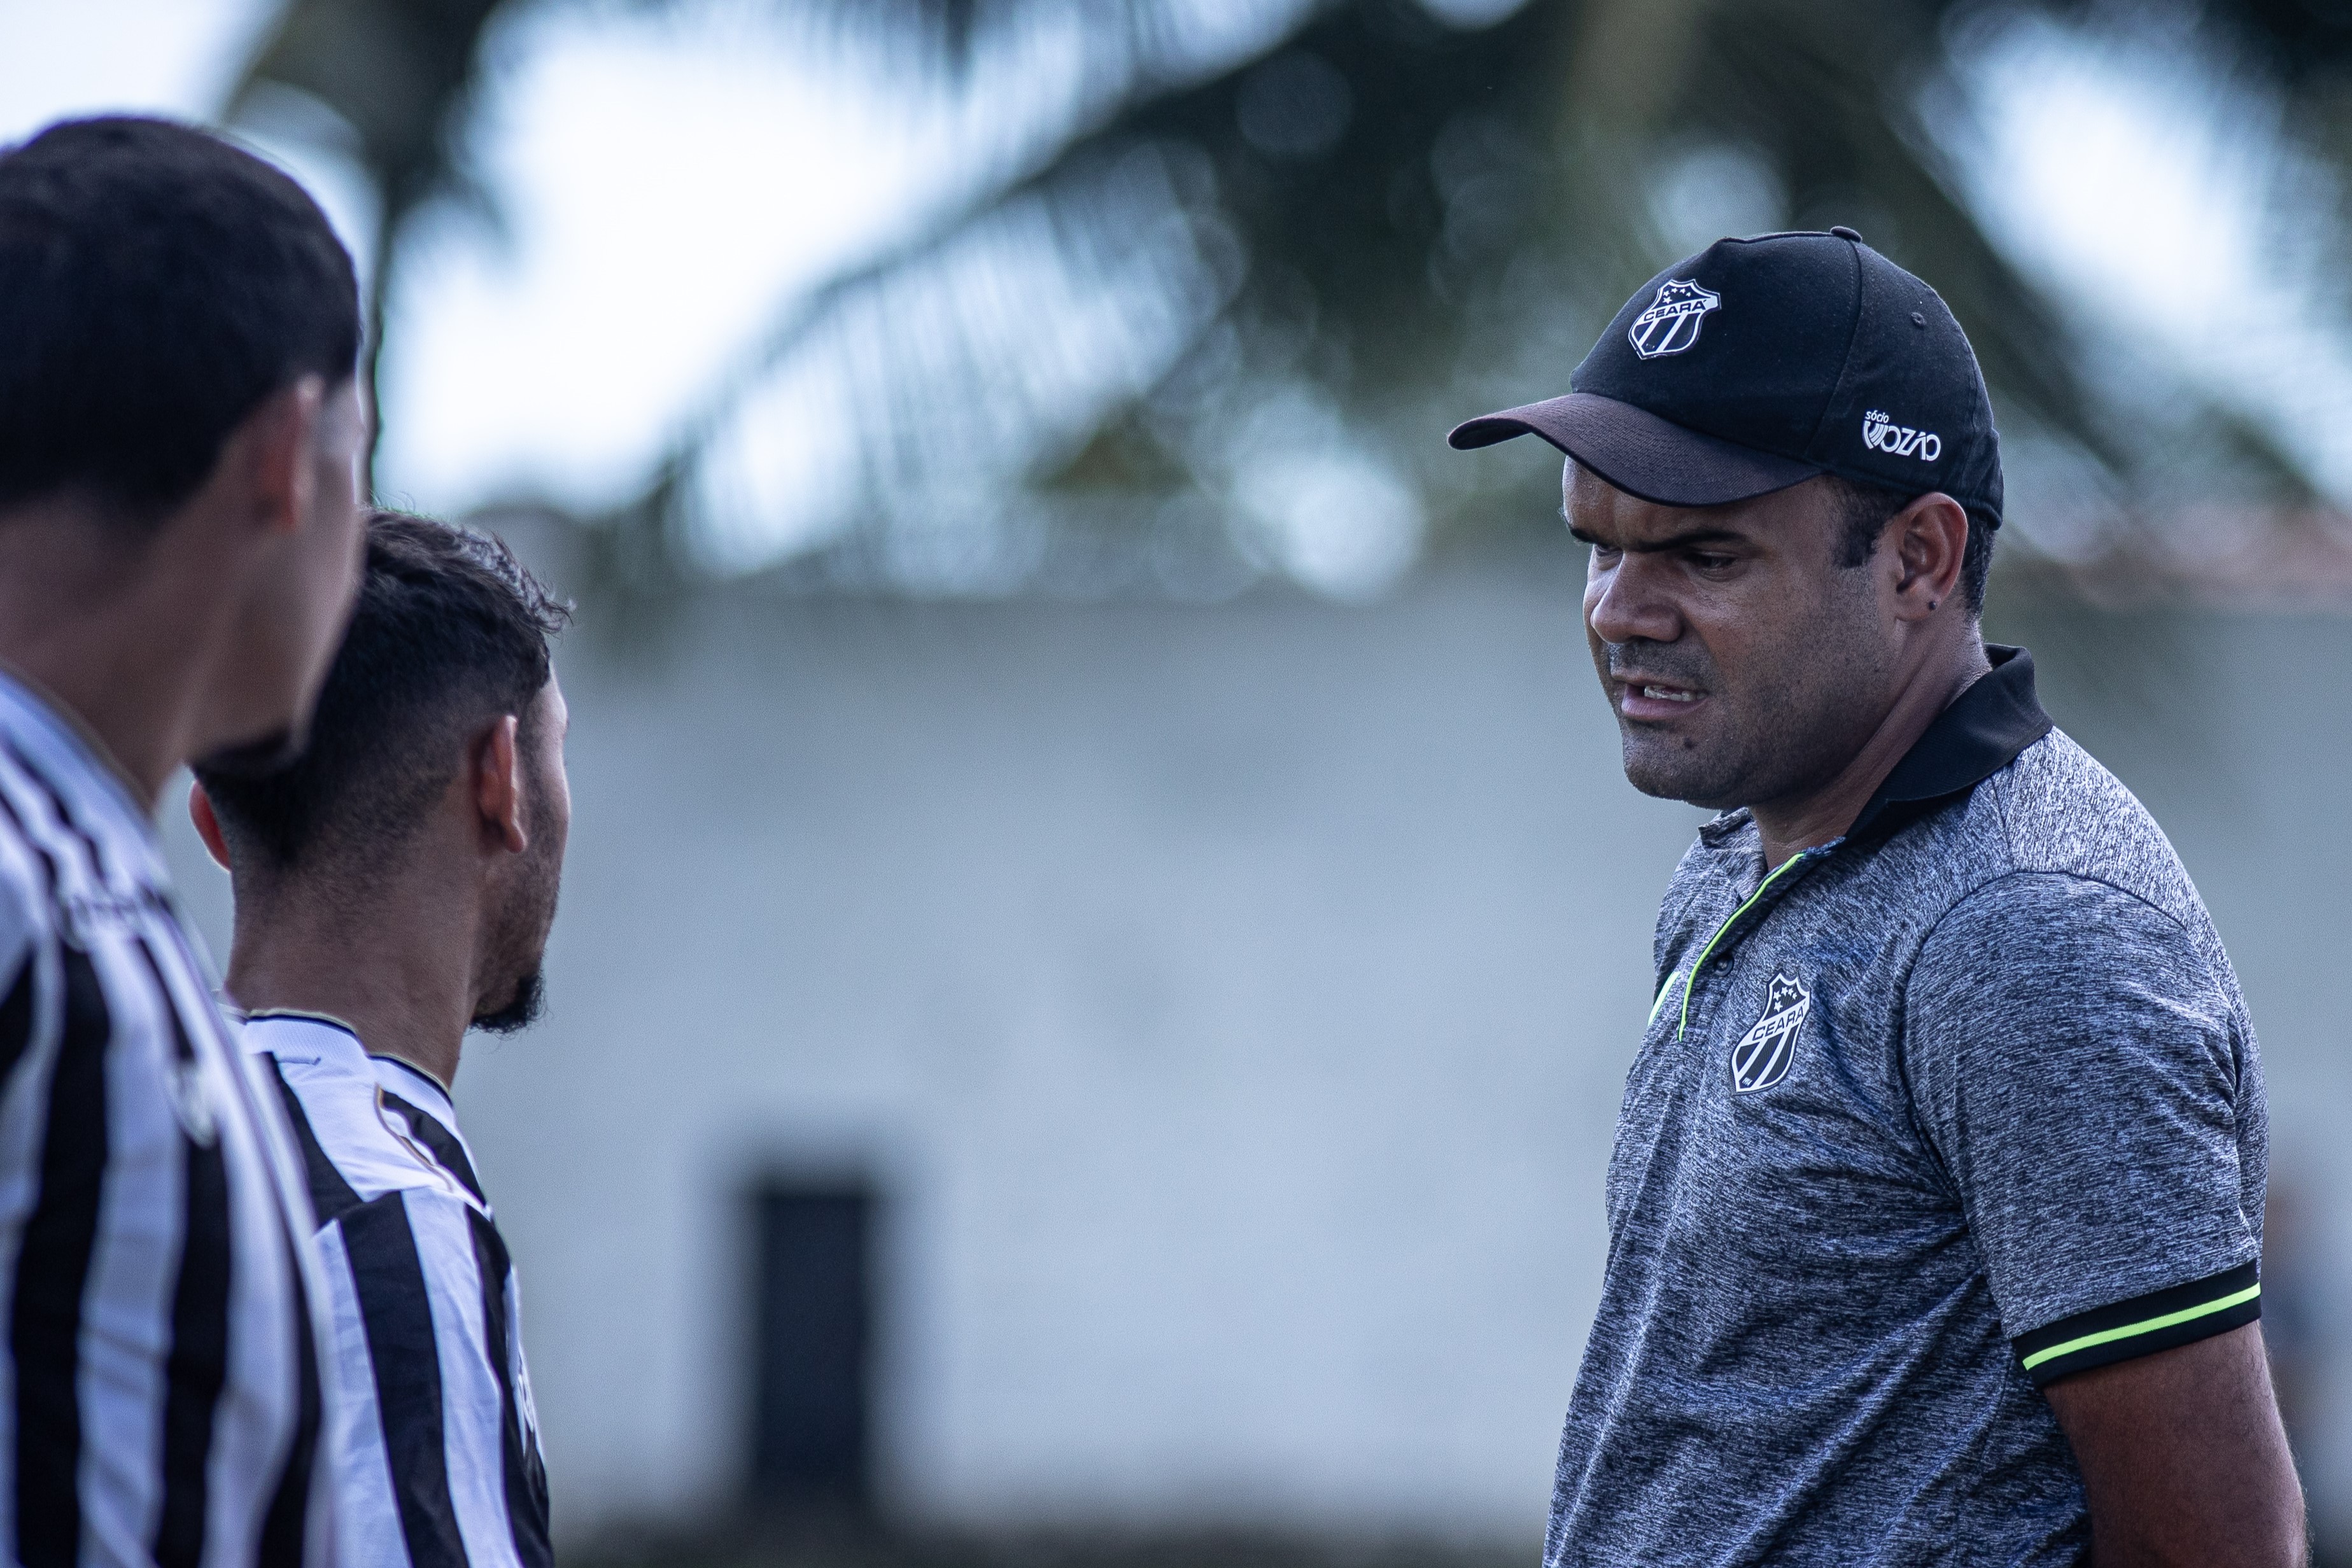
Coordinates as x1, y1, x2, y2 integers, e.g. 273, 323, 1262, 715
229, 0, 2352, 594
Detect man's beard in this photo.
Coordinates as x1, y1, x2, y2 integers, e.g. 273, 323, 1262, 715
1598, 567, 1891, 811
469, 787, 561, 1036
472, 967, 544, 1035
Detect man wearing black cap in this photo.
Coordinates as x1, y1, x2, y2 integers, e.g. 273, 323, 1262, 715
1453, 230, 2303, 1564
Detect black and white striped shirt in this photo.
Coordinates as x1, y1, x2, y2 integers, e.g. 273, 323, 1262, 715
0, 672, 337, 1568
243, 1015, 547, 1568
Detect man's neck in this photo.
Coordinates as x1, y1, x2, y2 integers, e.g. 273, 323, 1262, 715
225, 885, 476, 1093
0, 503, 228, 810
1750, 634, 1993, 869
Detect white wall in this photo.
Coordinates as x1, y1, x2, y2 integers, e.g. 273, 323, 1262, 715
158, 558, 2352, 1545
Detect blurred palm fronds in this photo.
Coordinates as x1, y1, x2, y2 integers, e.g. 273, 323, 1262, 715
231, 0, 2352, 599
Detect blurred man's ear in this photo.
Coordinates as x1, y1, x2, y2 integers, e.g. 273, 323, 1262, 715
470, 715, 528, 857
188, 780, 232, 871
222, 374, 327, 540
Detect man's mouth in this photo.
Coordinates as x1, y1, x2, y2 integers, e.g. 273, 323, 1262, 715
1616, 676, 1707, 721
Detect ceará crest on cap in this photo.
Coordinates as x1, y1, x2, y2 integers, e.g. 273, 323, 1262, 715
1627, 278, 1721, 360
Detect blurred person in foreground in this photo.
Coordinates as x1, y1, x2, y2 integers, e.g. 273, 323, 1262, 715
0, 117, 366, 1566
1452, 230, 2299, 1565
190, 512, 568, 1568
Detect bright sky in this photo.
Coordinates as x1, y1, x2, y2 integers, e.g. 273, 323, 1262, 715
369, 4, 972, 517
0, 0, 267, 126
1955, 13, 2352, 501
0, 0, 998, 533
5, 0, 2348, 564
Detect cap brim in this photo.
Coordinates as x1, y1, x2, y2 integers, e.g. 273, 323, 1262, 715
1447, 392, 1822, 508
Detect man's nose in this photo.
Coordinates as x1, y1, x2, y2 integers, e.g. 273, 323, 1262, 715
1586, 555, 1682, 646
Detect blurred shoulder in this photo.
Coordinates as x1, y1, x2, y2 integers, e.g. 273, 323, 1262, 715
0, 767, 56, 963
0, 849, 41, 974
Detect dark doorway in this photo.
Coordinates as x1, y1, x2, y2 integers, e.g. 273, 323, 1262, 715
747, 1183, 875, 1514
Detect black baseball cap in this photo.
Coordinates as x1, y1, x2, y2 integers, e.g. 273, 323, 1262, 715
1448, 228, 2003, 529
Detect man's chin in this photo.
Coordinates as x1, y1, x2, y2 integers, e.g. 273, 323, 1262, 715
1620, 734, 1747, 810
471, 970, 544, 1035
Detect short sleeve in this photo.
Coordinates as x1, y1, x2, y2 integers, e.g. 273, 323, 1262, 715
1905, 872, 2260, 1387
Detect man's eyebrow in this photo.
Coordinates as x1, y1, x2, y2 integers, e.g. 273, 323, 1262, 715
1565, 523, 1751, 552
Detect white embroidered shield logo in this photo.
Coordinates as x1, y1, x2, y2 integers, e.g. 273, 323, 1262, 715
1627, 277, 1722, 359
1731, 970, 1809, 1093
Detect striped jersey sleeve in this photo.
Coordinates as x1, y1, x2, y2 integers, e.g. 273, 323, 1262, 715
248, 1015, 549, 1568
0, 678, 337, 1568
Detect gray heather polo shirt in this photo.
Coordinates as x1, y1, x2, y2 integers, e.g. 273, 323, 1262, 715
1547, 646, 2266, 1567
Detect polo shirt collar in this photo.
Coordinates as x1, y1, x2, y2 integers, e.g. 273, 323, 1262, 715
1693, 643, 2053, 857
243, 1008, 462, 1128
1844, 644, 2052, 844
1672, 645, 2053, 983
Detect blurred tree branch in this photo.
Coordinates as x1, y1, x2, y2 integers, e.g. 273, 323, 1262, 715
233, 0, 507, 466
230, 0, 2352, 597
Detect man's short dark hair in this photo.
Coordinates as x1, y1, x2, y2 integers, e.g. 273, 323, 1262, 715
0, 116, 360, 520
1831, 477, 1996, 615
199, 512, 571, 876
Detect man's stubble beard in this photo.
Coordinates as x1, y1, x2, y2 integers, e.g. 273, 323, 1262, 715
1611, 570, 1892, 813
470, 795, 563, 1037
1617, 672, 1807, 808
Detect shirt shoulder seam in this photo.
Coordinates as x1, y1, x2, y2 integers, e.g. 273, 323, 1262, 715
1920, 866, 2199, 965
267, 1059, 484, 1207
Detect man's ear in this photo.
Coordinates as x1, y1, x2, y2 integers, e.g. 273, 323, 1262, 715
471, 715, 528, 856
1889, 493, 1971, 619
188, 781, 232, 871
231, 374, 327, 538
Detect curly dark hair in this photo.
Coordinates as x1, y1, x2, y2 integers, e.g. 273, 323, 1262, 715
199, 510, 572, 874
